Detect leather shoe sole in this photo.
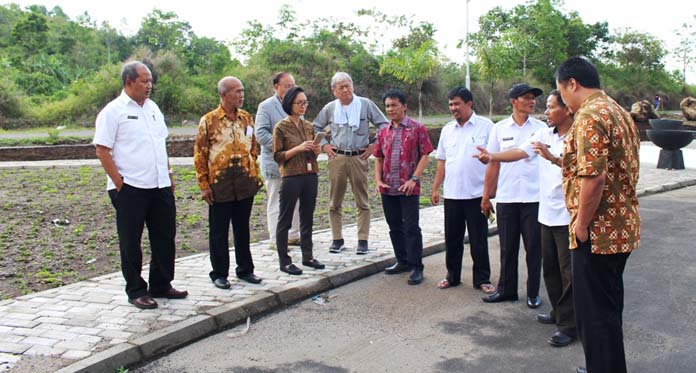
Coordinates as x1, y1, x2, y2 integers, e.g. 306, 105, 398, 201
213, 278, 231, 289
536, 313, 555, 324
128, 295, 158, 309
237, 274, 262, 284
482, 292, 519, 303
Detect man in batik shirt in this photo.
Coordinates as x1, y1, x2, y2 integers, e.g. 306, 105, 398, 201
556, 56, 640, 373
194, 77, 263, 289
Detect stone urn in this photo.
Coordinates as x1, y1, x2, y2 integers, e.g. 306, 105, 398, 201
646, 119, 695, 169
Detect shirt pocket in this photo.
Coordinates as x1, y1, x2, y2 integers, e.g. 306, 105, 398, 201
444, 138, 459, 158
500, 136, 516, 150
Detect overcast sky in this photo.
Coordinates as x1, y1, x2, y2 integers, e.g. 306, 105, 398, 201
5, 0, 695, 83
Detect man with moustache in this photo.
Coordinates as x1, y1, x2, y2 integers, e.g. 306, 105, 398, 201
430, 87, 495, 293
314, 72, 388, 255
255, 72, 301, 247
479, 83, 546, 309
474, 90, 576, 347
94, 61, 188, 309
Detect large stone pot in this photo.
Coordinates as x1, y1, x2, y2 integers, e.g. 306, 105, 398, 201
646, 128, 695, 169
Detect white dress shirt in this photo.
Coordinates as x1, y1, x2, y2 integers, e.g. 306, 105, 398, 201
486, 115, 547, 203
519, 127, 571, 226
93, 91, 171, 190
436, 113, 493, 199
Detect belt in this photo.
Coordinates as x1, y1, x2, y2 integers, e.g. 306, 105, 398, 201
335, 149, 364, 156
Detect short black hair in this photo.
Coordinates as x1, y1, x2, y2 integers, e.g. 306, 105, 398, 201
447, 86, 473, 103
272, 72, 290, 85
282, 86, 304, 115
555, 56, 600, 89
382, 89, 407, 105
548, 89, 567, 108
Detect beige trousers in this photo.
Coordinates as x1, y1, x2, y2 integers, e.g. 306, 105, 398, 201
327, 155, 370, 241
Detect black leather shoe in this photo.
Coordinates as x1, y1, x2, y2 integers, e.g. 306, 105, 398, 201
576, 367, 587, 373
482, 292, 518, 303
527, 296, 542, 309
329, 239, 345, 253
237, 273, 262, 284
547, 331, 575, 347
536, 313, 555, 324
302, 259, 325, 270
356, 240, 368, 255
150, 288, 188, 299
128, 295, 158, 309
213, 278, 231, 289
280, 263, 303, 275
408, 269, 423, 285
385, 262, 410, 274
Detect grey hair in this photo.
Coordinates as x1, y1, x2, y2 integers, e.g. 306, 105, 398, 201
330, 72, 353, 90
217, 76, 241, 96
121, 61, 148, 87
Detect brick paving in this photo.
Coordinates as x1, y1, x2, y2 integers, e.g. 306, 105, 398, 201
1, 146, 696, 371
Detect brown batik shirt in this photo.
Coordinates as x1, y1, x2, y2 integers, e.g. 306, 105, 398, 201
272, 117, 318, 177
194, 106, 262, 202
562, 91, 641, 254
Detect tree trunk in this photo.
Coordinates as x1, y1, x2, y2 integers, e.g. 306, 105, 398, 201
418, 88, 423, 122
489, 81, 494, 118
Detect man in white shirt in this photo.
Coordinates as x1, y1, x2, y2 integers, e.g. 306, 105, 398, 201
93, 61, 188, 310
255, 72, 301, 247
475, 90, 576, 347
478, 83, 546, 308
430, 87, 495, 293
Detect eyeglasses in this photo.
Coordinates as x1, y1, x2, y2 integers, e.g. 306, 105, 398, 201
293, 100, 309, 107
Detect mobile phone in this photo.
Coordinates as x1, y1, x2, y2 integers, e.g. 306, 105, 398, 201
313, 132, 326, 145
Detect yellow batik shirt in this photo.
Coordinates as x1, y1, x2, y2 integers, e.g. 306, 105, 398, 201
562, 91, 641, 254
194, 106, 262, 202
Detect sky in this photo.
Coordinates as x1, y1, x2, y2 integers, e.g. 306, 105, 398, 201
5, 0, 695, 83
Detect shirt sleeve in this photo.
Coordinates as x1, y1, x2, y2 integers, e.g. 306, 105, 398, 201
272, 124, 287, 164
373, 128, 384, 158
254, 101, 274, 148
366, 100, 388, 129
575, 113, 609, 176
519, 131, 538, 157
486, 125, 500, 152
193, 116, 211, 191
436, 127, 447, 160
418, 125, 434, 156
312, 105, 331, 146
93, 108, 116, 148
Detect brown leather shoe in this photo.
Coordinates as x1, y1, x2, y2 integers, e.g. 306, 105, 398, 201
128, 295, 158, 309
150, 287, 188, 299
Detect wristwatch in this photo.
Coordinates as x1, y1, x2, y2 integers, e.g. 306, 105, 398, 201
411, 175, 419, 182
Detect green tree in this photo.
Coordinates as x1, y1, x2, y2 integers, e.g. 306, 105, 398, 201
674, 15, 696, 87
11, 12, 48, 53
135, 9, 192, 53
611, 29, 666, 71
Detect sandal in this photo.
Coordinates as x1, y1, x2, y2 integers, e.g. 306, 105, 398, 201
478, 283, 496, 294
437, 279, 460, 289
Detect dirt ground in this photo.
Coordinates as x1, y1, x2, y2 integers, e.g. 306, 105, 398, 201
0, 161, 438, 299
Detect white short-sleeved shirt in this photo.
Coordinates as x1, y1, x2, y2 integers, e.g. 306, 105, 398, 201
519, 127, 571, 226
93, 91, 171, 190
436, 113, 493, 199
486, 115, 547, 203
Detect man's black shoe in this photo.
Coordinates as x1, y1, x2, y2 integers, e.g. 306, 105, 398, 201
149, 288, 188, 299
536, 313, 555, 324
384, 262, 410, 274
329, 239, 345, 253
213, 278, 231, 289
302, 259, 325, 270
237, 273, 262, 284
356, 240, 368, 255
128, 295, 158, 309
482, 292, 518, 303
547, 331, 575, 347
280, 264, 303, 275
527, 295, 542, 309
576, 367, 587, 373
408, 269, 423, 285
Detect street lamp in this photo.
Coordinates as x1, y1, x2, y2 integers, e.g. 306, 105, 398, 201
465, 0, 471, 90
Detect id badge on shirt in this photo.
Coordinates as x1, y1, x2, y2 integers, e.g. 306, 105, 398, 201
307, 161, 313, 171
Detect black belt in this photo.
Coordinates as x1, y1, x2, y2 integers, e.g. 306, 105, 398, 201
335, 149, 364, 156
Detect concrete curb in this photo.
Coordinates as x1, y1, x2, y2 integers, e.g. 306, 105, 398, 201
55, 179, 694, 372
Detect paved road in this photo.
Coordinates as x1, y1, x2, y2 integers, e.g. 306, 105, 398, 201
134, 187, 696, 373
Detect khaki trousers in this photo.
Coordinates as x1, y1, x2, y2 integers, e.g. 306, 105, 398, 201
327, 155, 370, 241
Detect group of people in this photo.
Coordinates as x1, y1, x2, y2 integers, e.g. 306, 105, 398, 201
94, 56, 640, 373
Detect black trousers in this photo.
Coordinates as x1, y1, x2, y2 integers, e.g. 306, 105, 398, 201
208, 196, 255, 281
572, 236, 630, 373
444, 198, 491, 287
496, 202, 541, 298
381, 194, 423, 270
541, 224, 575, 336
108, 184, 176, 299
277, 174, 317, 267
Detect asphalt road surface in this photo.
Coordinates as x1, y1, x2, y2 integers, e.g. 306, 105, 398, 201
135, 187, 696, 373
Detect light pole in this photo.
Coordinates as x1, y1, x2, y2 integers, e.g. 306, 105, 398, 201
465, 0, 471, 90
